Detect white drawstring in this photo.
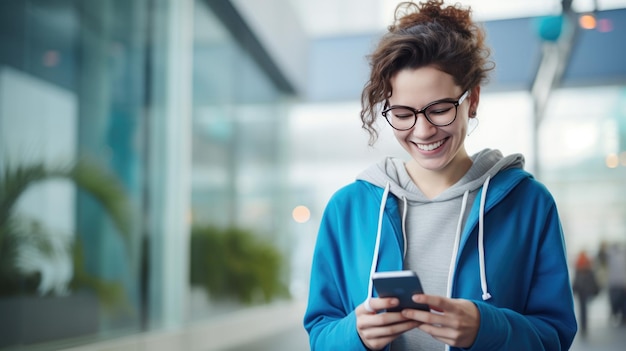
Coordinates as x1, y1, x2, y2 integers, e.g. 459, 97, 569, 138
478, 175, 492, 301
443, 191, 469, 351
401, 196, 408, 260
447, 176, 493, 303
365, 182, 391, 311
446, 190, 469, 298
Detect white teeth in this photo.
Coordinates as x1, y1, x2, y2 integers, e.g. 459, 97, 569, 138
417, 140, 444, 151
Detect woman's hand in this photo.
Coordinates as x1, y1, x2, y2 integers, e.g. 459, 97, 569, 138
356, 297, 420, 350
401, 294, 480, 348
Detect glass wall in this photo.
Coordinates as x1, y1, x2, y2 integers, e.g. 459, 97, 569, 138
188, 0, 292, 320
0, 0, 293, 349
0, 0, 151, 347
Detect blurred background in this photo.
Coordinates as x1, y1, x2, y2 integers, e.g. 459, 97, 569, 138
1, 0, 626, 350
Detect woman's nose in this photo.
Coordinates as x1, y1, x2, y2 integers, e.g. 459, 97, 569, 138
411, 113, 438, 138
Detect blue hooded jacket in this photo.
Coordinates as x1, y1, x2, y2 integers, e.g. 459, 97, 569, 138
303, 157, 577, 350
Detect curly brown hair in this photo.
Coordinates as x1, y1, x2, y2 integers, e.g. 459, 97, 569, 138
360, 0, 494, 145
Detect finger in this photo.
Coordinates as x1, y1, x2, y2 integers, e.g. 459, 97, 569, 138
417, 323, 465, 347
400, 297, 447, 325
412, 294, 447, 311
358, 308, 417, 331
357, 315, 420, 350
359, 297, 400, 314
401, 307, 442, 325
359, 319, 419, 339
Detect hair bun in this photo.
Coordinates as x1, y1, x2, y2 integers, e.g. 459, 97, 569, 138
391, 0, 473, 38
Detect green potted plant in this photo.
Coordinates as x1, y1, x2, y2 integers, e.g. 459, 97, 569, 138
0, 158, 132, 347
190, 225, 290, 305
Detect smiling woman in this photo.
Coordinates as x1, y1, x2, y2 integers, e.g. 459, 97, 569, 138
303, 1, 577, 350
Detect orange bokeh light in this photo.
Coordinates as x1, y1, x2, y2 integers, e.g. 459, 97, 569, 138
292, 205, 311, 223
606, 153, 619, 168
579, 15, 596, 30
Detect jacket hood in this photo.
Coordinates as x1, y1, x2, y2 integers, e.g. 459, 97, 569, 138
356, 148, 524, 201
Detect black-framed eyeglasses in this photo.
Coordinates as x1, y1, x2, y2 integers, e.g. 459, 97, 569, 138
382, 90, 469, 130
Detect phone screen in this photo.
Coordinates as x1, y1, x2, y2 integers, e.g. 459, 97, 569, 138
372, 270, 429, 312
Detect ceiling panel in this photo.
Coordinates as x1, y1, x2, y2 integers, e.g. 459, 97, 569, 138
287, 0, 626, 38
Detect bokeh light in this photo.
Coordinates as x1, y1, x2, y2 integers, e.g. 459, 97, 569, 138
579, 14, 596, 30
606, 153, 619, 168
42, 50, 60, 67
292, 205, 311, 223
598, 18, 614, 33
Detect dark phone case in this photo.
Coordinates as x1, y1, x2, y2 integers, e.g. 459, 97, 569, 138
372, 271, 430, 312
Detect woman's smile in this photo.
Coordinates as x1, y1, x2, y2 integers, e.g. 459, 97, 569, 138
415, 138, 448, 152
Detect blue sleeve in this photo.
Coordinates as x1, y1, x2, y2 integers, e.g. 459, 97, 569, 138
306, 309, 369, 350
304, 186, 366, 350
303, 192, 372, 350
465, 301, 574, 351
459, 186, 577, 351
301, 181, 411, 350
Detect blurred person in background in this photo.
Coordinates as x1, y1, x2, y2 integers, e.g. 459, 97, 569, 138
607, 242, 626, 325
596, 240, 609, 292
303, 1, 577, 350
572, 250, 599, 336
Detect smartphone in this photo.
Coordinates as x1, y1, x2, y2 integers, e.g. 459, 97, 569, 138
372, 270, 429, 312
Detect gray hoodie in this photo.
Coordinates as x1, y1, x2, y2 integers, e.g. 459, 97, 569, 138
356, 148, 524, 351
